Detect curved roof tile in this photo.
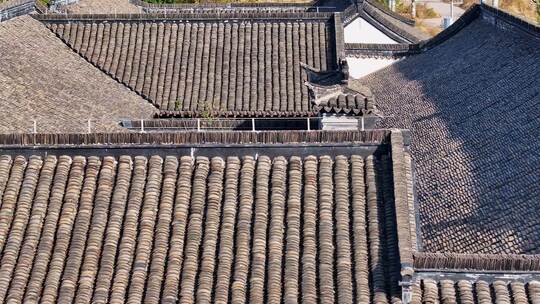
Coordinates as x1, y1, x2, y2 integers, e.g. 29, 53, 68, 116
40, 16, 339, 118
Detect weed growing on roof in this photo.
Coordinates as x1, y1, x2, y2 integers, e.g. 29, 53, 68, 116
200, 101, 216, 120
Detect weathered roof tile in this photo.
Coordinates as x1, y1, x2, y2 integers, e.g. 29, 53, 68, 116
42, 16, 339, 117
0, 142, 408, 303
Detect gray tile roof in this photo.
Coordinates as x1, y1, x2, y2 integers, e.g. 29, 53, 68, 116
40, 15, 340, 117
360, 7, 540, 254
0, 16, 156, 133
307, 81, 377, 115
345, 43, 420, 58
304, 61, 378, 115
54, 0, 142, 14
348, 0, 430, 43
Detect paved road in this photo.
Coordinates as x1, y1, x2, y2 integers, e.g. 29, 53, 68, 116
420, 0, 465, 28
425, 0, 465, 18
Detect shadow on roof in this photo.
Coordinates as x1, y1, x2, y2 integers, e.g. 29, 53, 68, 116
360, 5, 540, 254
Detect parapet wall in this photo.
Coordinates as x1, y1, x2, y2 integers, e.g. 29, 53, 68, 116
128, 0, 318, 13
34, 10, 333, 21
0, 0, 34, 22
0, 130, 395, 146
414, 252, 540, 272
481, 3, 540, 39
49, 0, 79, 11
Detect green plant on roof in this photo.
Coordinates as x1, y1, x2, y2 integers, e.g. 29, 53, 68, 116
200, 100, 215, 120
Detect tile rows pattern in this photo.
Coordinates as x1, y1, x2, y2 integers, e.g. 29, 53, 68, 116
361, 19, 540, 254
411, 279, 540, 304
0, 153, 403, 303
46, 19, 336, 117
317, 92, 377, 115
0, 16, 156, 133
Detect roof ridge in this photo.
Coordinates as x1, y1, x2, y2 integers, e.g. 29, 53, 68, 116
359, 3, 424, 43
0, 130, 393, 146
414, 252, 540, 272
390, 130, 415, 277
128, 0, 317, 10
0, 0, 33, 11
481, 3, 540, 39
0, 0, 35, 22
345, 42, 420, 58
363, 0, 416, 26
33, 11, 334, 21
348, 4, 481, 61
410, 4, 539, 53
416, 4, 482, 51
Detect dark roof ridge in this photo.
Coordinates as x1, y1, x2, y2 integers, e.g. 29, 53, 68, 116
359, 3, 423, 43
413, 4, 540, 53
33, 11, 334, 22
333, 12, 346, 62
158, 110, 320, 119
417, 4, 482, 51
363, 0, 416, 26
414, 252, 540, 272
0, 130, 396, 146
128, 0, 317, 9
0, 0, 33, 11
390, 130, 415, 277
481, 3, 540, 39
0, 0, 35, 22
348, 3, 539, 60
347, 4, 502, 58
345, 42, 420, 58
301, 61, 347, 86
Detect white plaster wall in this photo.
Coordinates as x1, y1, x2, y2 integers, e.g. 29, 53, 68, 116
344, 17, 399, 44
320, 115, 359, 131
347, 56, 399, 79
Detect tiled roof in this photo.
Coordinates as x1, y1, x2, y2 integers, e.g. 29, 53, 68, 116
39, 14, 341, 117
307, 82, 377, 115
0, 0, 34, 22
129, 0, 317, 13
0, 16, 157, 133
54, 0, 141, 14
357, 0, 430, 43
409, 252, 540, 303
411, 278, 540, 303
0, 130, 413, 303
345, 43, 420, 58
359, 6, 540, 254
304, 61, 378, 115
